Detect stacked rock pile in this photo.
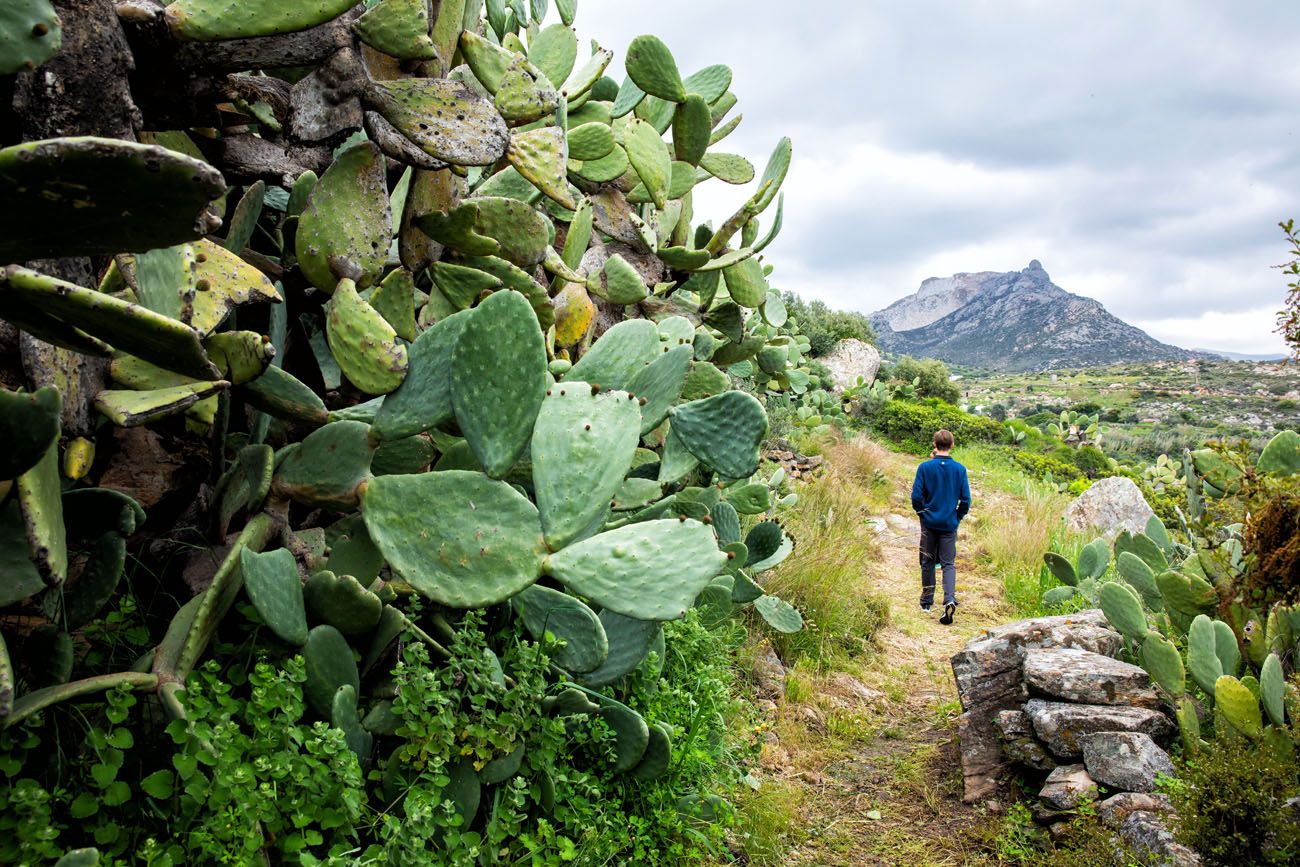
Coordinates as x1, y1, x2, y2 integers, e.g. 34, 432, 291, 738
952, 611, 1198, 865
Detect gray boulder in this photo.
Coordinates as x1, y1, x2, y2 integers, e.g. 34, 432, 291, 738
1064, 476, 1157, 540
1097, 792, 1173, 828
1038, 764, 1097, 810
1025, 699, 1175, 758
1081, 732, 1175, 793
819, 338, 881, 391
1023, 646, 1160, 707
994, 709, 1056, 770
1119, 811, 1201, 866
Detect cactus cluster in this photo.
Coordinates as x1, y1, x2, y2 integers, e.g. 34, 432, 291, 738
1038, 409, 1101, 448
1046, 431, 1300, 752
0, 0, 808, 854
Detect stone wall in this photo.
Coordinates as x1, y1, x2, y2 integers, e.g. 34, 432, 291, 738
951, 610, 1199, 865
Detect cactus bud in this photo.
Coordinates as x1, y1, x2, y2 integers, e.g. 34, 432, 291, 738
638, 397, 647, 406
590, 383, 600, 395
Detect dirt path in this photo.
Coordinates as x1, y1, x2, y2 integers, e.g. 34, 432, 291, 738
748, 444, 1020, 866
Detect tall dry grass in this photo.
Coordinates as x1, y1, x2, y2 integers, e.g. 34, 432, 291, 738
972, 481, 1083, 616
761, 436, 891, 668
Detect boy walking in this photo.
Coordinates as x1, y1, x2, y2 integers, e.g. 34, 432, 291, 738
911, 429, 971, 625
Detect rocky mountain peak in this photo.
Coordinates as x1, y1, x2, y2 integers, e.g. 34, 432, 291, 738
869, 262, 1201, 371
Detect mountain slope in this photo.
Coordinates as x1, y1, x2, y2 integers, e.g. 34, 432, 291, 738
869, 261, 1200, 371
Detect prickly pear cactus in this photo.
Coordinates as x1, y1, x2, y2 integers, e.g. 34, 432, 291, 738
0, 1, 808, 859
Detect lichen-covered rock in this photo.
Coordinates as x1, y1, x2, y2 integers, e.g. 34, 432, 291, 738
994, 709, 1056, 770
819, 338, 880, 391
1080, 732, 1175, 793
1038, 764, 1096, 811
950, 610, 1120, 802
1119, 810, 1201, 866
1097, 792, 1173, 828
1064, 476, 1157, 540
1025, 699, 1175, 759
1022, 646, 1160, 708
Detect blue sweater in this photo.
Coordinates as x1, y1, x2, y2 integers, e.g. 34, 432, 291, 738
911, 455, 971, 532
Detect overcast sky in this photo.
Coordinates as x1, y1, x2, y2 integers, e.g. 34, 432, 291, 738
572, 0, 1300, 355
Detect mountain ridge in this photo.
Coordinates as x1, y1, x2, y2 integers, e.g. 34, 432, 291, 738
868, 261, 1208, 371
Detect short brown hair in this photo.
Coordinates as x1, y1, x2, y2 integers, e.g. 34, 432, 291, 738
933, 429, 954, 450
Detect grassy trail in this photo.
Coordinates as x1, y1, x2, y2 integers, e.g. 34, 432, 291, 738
739, 440, 1048, 865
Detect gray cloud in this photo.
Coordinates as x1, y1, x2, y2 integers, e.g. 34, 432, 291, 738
574, 0, 1300, 354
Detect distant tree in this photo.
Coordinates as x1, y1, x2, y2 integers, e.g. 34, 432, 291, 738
780, 290, 876, 356
891, 355, 961, 404
1277, 219, 1300, 360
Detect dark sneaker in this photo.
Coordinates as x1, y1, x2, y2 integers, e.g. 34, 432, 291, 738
939, 603, 956, 625
919, 603, 932, 613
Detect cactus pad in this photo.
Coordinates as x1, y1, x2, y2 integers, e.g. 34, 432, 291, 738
305, 571, 383, 637
531, 382, 641, 549
326, 279, 409, 396
594, 254, 649, 305
165, 0, 355, 40
2, 266, 219, 380
622, 117, 671, 209
543, 519, 727, 620
1140, 632, 1185, 696
0, 386, 59, 481
0, 0, 61, 75
754, 594, 802, 633
631, 723, 672, 780
272, 420, 375, 511
1077, 538, 1110, 580
626, 345, 692, 435
0, 138, 224, 261
1155, 570, 1216, 616
579, 611, 661, 688
1187, 614, 1223, 695
373, 310, 470, 441
598, 700, 650, 772
452, 289, 546, 477
363, 470, 547, 607
1098, 581, 1147, 640
513, 584, 608, 672
569, 123, 617, 162
189, 240, 282, 336
564, 318, 660, 389
723, 484, 771, 516
1212, 619, 1240, 677
303, 625, 360, 717
16, 437, 65, 587
242, 366, 330, 426
213, 445, 274, 538
1257, 429, 1300, 476
625, 35, 686, 102
353, 0, 438, 60
668, 391, 767, 479
370, 78, 510, 166
1116, 552, 1160, 609
239, 548, 308, 645
1215, 675, 1262, 738
1260, 653, 1286, 725
508, 127, 575, 209
0, 500, 45, 606
296, 143, 391, 293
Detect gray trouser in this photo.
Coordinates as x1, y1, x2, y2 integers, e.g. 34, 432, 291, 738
919, 526, 957, 607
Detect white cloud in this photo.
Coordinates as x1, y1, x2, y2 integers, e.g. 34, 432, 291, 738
566, 0, 1300, 355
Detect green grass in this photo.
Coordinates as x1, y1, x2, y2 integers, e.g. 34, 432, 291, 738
761, 438, 892, 671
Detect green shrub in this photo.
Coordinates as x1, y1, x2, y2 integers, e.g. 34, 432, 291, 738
870, 399, 1004, 455
779, 291, 876, 357
1168, 736, 1300, 866
890, 356, 961, 404
1071, 445, 1112, 478
1013, 451, 1085, 482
